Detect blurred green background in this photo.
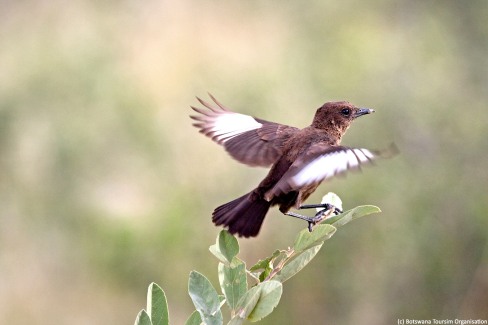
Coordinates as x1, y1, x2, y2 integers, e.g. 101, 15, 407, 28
1, 1, 487, 324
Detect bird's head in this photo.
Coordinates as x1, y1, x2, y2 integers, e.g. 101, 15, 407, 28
311, 101, 374, 138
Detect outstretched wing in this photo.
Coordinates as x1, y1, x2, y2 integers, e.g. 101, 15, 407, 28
190, 94, 299, 167
267, 143, 388, 197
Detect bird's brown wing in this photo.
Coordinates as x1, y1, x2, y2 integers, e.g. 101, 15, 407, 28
267, 143, 383, 198
190, 94, 299, 167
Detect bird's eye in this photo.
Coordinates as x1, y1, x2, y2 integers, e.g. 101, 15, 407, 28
341, 108, 350, 116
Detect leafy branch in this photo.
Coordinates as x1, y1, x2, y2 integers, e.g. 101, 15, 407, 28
134, 194, 381, 325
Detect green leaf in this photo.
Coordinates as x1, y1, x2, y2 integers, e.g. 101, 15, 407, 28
219, 230, 239, 263
230, 281, 283, 323
293, 224, 337, 252
209, 230, 239, 265
274, 244, 323, 283
147, 283, 169, 325
324, 205, 381, 228
184, 311, 203, 325
218, 262, 247, 310
258, 266, 272, 283
134, 310, 152, 325
249, 250, 283, 282
233, 285, 262, 321
209, 244, 228, 264
188, 271, 223, 325
247, 281, 283, 322
249, 250, 282, 272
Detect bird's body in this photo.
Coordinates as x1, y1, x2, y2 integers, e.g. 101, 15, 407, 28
191, 95, 386, 237
259, 128, 336, 211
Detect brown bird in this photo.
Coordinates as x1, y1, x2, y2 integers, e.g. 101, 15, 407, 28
191, 94, 389, 237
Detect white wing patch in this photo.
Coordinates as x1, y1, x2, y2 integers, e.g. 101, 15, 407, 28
191, 95, 263, 144
209, 112, 263, 143
290, 148, 375, 188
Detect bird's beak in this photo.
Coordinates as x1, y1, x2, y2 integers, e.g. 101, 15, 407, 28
354, 108, 375, 118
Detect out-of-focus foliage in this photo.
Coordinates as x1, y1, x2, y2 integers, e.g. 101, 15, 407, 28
0, 1, 487, 324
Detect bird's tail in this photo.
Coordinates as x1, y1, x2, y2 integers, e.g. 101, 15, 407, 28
212, 191, 271, 238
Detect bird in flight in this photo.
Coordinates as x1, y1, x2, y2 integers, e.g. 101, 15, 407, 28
191, 94, 392, 237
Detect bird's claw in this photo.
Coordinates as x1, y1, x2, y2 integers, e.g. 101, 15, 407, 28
308, 222, 314, 232
307, 204, 342, 232
322, 203, 342, 215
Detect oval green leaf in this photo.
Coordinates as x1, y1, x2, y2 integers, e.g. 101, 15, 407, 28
247, 281, 283, 322
147, 283, 169, 325
233, 285, 262, 321
325, 205, 381, 228
188, 271, 223, 325
293, 224, 336, 252
274, 244, 323, 283
209, 230, 240, 265
218, 262, 247, 310
218, 230, 239, 263
134, 310, 152, 325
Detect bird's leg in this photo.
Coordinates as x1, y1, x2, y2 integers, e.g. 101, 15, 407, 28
284, 211, 316, 232
284, 211, 313, 222
299, 203, 343, 215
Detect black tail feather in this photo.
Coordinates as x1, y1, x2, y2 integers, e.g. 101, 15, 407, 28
212, 191, 271, 238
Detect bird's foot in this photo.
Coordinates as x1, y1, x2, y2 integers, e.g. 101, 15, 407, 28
307, 208, 336, 231
285, 203, 342, 232
299, 203, 343, 215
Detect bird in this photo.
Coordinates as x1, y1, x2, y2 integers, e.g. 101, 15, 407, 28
191, 94, 393, 237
